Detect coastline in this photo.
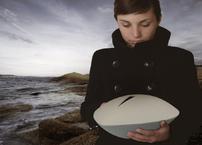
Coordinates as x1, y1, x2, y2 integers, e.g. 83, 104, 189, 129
1, 67, 202, 145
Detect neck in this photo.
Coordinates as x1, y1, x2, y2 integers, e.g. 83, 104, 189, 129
127, 43, 136, 48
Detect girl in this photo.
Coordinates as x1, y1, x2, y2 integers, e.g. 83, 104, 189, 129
81, 0, 202, 144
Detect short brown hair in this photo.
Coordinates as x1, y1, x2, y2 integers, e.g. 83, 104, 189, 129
114, 0, 162, 22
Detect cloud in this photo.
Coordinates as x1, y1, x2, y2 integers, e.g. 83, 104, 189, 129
160, 0, 202, 63
0, 8, 27, 34
0, 8, 17, 22
97, 6, 113, 13
0, 0, 202, 76
0, 30, 33, 44
0, 6, 34, 44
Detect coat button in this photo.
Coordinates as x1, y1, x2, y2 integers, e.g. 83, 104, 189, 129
144, 61, 154, 68
112, 60, 120, 68
114, 84, 121, 93
146, 83, 157, 92
144, 62, 149, 67
146, 85, 153, 91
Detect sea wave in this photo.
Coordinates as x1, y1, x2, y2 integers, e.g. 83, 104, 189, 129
0, 75, 84, 145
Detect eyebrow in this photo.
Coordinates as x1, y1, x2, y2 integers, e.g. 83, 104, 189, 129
119, 19, 151, 23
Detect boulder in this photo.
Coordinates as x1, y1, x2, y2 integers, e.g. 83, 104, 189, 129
18, 129, 40, 145
0, 103, 33, 119
20, 128, 98, 145
19, 109, 98, 145
38, 109, 89, 142
56, 109, 82, 123
39, 119, 87, 141
60, 130, 98, 145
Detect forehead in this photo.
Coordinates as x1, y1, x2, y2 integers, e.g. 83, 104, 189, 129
117, 8, 156, 22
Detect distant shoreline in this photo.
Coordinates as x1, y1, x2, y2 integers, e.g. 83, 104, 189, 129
1, 65, 202, 77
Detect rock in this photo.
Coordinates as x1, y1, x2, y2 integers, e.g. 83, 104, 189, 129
60, 130, 98, 145
56, 109, 82, 123
39, 119, 88, 139
51, 72, 89, 85
20, 129, 98, 145
64, 85, 87, 96
18, 129, 40, 145
12, 104, 33, 112
50, 72, 88, 96
0, 103, 33, 119
19, 129, 62, 145
39, 137, 62, 145
19, 109, 96, 145
39, 113, 89, 142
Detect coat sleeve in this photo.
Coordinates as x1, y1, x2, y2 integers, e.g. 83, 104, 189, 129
167, 51, 202, 145
80, 50, 104, 128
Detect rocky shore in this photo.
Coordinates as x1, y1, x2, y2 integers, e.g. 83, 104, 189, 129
14, 68, 202, 145
19, 109, 98, 145
14, 72, 98, 145
0, 103, 33, 121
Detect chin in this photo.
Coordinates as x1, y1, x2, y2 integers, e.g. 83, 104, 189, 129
127, 43, 136, 48
127, 41, 141, 47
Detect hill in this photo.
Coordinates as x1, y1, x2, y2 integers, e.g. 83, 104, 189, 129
51, 72, 89, 85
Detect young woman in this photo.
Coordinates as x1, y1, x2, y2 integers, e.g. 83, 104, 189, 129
81, 0, 202, 144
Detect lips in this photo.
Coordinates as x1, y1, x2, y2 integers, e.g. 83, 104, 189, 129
128, 40, 144, 45
128, 39, 141, 43
126, 39, 143, 47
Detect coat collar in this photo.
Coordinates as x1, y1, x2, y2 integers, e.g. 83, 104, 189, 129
112, 26, 171, 52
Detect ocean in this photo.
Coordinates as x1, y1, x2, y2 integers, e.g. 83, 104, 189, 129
0, 75, 84, 145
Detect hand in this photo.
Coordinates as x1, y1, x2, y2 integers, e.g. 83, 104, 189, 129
127, 121, 170, 143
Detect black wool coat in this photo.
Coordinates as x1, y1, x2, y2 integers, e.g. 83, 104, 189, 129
80, 26, 202, 145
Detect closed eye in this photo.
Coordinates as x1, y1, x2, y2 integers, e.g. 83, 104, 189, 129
141, 23, 150, 27
122, 23, 131, 28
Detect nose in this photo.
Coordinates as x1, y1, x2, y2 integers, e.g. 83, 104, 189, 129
131, 26, 141, 39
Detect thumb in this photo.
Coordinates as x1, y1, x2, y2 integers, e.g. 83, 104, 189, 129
160, 121, 168, 128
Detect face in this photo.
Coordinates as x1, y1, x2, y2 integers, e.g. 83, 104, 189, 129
117, 8, 160, 47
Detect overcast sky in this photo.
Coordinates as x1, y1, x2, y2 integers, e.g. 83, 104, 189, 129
0, 0, 202, 76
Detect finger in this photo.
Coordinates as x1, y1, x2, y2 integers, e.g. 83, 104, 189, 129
131, 136, 151, 143
136, 128, 155, 137
128, 132, 156, 143
128, 131, 151, 142
160, 121, 168, 128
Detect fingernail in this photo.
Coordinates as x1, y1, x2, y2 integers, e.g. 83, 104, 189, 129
136, 129, 141, 133
161, 121, 166, 126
